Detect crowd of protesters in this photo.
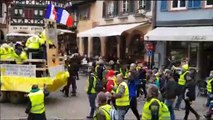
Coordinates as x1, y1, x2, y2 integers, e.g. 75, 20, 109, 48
83, 55, 206, 120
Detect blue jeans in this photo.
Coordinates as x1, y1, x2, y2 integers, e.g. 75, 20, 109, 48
115, 108, 128, 120
88, 94, 97, 117
165, 99, 175, 120
175, 85, 184, 109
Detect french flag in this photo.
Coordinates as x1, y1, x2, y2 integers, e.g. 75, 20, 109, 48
57, 8, 73, 27
45, 4, 57, 20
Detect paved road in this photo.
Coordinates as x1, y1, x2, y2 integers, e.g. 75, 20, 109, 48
0, 74, 209, 120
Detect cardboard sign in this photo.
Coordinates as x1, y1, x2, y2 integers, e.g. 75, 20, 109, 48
0, 64, 36, 77
48, 65, 65, 78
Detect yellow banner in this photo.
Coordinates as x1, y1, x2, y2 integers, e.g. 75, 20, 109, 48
1, 72, 69, 93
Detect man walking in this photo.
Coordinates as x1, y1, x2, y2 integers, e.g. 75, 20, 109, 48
175, 64, 189, 110
112, 73, 130, 120
86, 71, 98, 119
163, 69, 178, 120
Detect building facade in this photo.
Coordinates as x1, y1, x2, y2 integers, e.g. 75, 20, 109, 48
76, 0, 153, 62
5, 0, 76, 55
0, 0, 10, 43
145, 0, 213, 78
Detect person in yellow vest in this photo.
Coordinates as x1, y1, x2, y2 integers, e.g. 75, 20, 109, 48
206, 71, 213, 107
14, 42, 28, 64
111, 73, 130, 120
94, 92, 112, 120
25, 84, 49, 120
119, 64, 129, 79
0, 43, 15, 60
86, 70, 98, 119
142, 84, 170, 120
174, 64, 189, 110
25, 35, 42, 59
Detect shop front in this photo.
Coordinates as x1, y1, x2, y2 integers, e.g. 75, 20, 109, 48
77, 22, 151, 62
145, 26, 213, 79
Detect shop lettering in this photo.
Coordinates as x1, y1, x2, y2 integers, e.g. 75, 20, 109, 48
191, 36, 206, 41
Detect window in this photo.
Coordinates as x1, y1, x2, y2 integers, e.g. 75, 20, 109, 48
78, 6, 90, 20
122, 0, 129, 13
107, 2, 114, 17
171, 0, 186, 10
24, 8, 34, 19
205, 0, 213, 8
139, 0, 145, 9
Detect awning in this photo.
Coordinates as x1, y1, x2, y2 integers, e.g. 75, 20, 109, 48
145, 26, 213, 41
57, 29, 74, 34
77, 23, 144, 37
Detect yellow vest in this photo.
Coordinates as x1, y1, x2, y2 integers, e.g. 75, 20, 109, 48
26, 36, 40, 49
0, 47, 15, 60
116, 81, 130, 107
207, 78, 213, 93
94, 104, 111, 120
95, 65, 99, 73
142, 98, 170, 120
86, 76, 97, 94
119, 68, 129, 79
178, 71, 189, 85
28, 90, 45, 114
14, 51, 28, 64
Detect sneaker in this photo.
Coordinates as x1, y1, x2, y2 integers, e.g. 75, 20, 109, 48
86, 116, 93, 119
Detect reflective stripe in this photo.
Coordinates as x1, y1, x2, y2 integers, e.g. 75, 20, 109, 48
116, 81, 130, 106
178, 71, 189, 85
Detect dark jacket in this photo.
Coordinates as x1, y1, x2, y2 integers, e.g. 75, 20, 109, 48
128, 70, 138, 98
184, 80, 196, 101
164, 77, 178, 99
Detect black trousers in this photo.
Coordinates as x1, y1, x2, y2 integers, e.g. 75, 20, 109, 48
27, 112, 46, 120
129, 96, 140, 120
62, 76, 72, 96
184, 99, 199, 120
71, 76, 77, 94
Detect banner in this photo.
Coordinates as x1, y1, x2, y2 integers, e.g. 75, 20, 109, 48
0, 64, 36, 77
48, 65, 65, 78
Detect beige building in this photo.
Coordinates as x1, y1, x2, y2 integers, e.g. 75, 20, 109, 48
75, 0, 153, 61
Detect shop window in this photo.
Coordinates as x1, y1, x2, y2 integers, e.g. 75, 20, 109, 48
205, 0, 213, 8
170, 0, 186, 10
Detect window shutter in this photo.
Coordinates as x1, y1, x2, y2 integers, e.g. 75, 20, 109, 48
145, 0, 151, 11
114, 1, 118, 16
102, 2, 106, 18
193, 0, 201, 8
188, 0, 193, 8
129, 1, 134, 13
188, 0, 201, 9
160, 0, 168, 12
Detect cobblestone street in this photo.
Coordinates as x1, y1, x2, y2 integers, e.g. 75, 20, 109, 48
0, 75, 209, 120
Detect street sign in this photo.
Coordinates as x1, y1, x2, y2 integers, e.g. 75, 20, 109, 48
147, 51, 153, 56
